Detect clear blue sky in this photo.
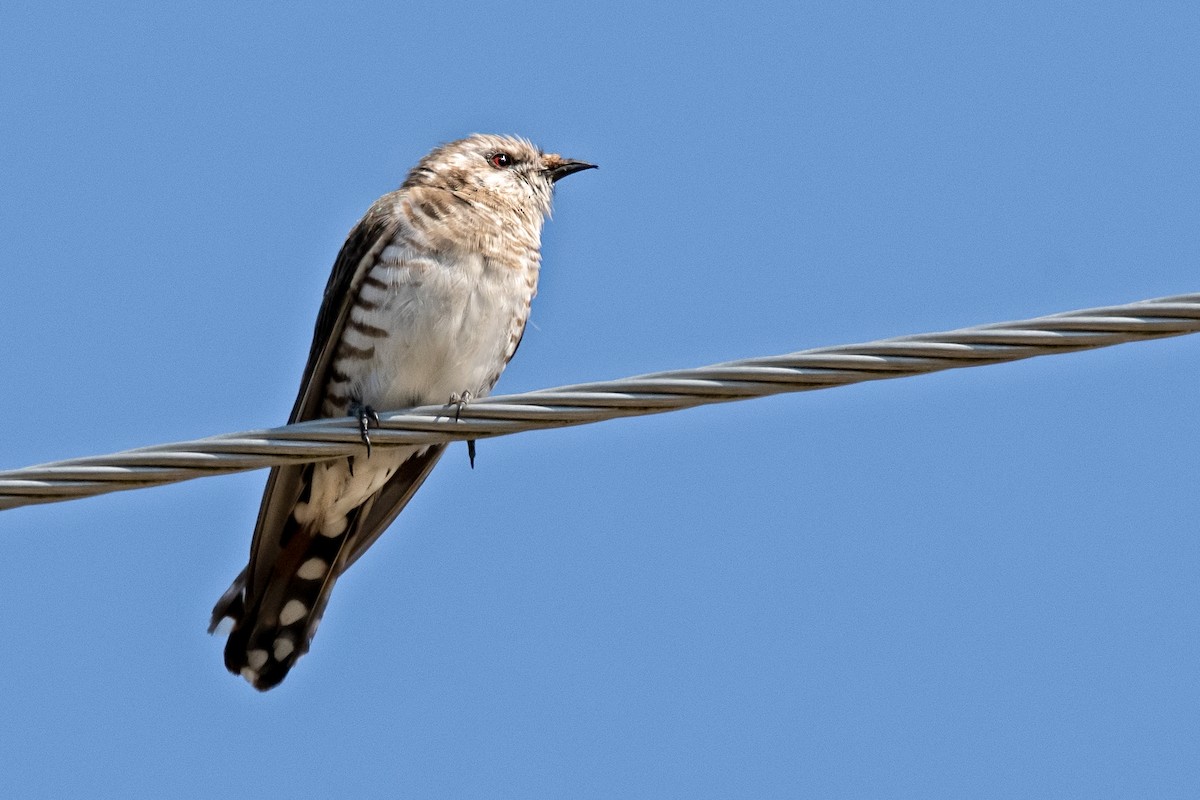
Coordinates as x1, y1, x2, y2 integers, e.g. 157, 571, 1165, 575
2, 2, 1197, 797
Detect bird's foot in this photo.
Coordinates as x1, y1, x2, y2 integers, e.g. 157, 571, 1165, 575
448, 390, 473, 421
348, 401, 381, 458
447, 391, 477, 469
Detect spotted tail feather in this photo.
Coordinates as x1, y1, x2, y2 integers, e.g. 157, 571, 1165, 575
219, 499, 366, 690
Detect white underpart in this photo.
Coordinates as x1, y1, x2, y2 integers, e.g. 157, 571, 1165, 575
361, 244, 526, 407
302, 230, 534, 536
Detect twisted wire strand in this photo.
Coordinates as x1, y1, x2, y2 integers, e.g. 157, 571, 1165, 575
2, 292, 1197, 511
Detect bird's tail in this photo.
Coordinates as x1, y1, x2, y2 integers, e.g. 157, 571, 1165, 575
211, 446, 445, 690
212, 503, 364, 691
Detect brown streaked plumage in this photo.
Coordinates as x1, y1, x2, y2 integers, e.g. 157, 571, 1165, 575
210, 134, 595, 690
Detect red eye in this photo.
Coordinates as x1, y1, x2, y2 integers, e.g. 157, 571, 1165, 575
490, 152, 513, 168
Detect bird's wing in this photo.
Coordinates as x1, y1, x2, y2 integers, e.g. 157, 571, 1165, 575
291, 191, 406, 425
214, 193, 404, 621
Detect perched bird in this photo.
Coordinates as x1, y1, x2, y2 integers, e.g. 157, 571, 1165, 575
210, 134, 595, 690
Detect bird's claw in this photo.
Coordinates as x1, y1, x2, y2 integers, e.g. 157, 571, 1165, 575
448, 390, 473, 422
447, 391, 477, 469
349, 402, 381, 458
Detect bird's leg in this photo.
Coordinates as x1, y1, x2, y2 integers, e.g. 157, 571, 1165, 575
348, 401, 381, 459
447, 391, 477, 469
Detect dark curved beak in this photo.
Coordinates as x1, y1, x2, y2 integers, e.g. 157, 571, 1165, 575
546, 159, 598, 183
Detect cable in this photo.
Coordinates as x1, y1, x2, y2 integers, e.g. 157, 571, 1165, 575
2, 292, 1196, 510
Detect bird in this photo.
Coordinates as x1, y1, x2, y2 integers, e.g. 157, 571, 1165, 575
209, 134, 595, 690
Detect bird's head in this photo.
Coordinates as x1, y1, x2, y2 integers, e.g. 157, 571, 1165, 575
403, 133, 596, 219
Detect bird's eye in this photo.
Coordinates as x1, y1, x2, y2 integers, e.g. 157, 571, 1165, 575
490, 152, 513, 169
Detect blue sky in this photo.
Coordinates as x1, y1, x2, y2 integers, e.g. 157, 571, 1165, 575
1, 2, 1197, 797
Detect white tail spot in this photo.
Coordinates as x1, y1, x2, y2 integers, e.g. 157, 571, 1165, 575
246, 649, 269, 671
273, 637, 296, 661
292, 500, 314, 525
319, 515, 348, 538
297, 558, 328, 580
279, 599, 308, 627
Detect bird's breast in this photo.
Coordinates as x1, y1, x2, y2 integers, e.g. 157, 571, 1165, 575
332, 240, 538, 413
